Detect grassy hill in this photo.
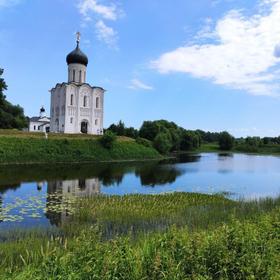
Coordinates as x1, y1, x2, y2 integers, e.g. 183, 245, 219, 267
0, 130, 161, 164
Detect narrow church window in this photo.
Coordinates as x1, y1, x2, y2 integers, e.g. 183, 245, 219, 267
70, 94, 74, 105
79, 70, 82, 83
70, 117, 73, 124
73, 70, 76, 82
83, 96, 87, 107
34, 125, 36, 130
84, 72, 86, 82
96, 97, 99, 108
95, 119, 98, 125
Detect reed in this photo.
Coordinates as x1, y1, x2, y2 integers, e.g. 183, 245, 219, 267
0, 193, 279, 279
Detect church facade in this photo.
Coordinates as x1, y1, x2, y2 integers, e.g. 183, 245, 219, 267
50, 34, 105, 135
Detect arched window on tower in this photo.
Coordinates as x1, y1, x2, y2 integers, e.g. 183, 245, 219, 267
70, 94, 74, 105
73, 70, 76, 82
96, 97, 99, 109
79, 70, 82, 83
83, 96, 87, 107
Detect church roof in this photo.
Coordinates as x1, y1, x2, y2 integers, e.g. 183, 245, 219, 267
29, 117, 50, 122
66, 42, 88, 67
50, 82, 105, 92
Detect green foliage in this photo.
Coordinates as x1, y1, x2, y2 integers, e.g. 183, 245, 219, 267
219, 131, 235, 151
196, 130, 221, 143
99, 131, 117, 149
153, 132, 172, 154
245, 136, 263, 147
180, 130, 200, 151
136, 137, 152, 148
107, 120, 139, 139
0, 68, 27, 129
0, 136, 161, 164
0, 198, 279, 279
139, 120, 201, 154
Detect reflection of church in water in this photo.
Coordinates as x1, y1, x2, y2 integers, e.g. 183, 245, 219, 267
46, 178, 100, 226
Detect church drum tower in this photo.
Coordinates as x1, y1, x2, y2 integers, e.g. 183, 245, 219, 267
50, 33, 105, 135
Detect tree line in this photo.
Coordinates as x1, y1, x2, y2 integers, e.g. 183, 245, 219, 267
106, 120, 280, 154
106, 120, 235, 153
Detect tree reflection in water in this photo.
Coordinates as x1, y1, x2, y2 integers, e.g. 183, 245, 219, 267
0, 157, 196, 227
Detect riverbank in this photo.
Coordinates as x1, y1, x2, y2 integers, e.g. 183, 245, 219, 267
0, 193, 279, 279
194, 142, 280, 156
0, 132, 162, 164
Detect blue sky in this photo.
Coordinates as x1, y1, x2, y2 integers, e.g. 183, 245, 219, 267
1, 0, 280, 137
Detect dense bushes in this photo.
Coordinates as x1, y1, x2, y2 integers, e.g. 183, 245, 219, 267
99, 131, 116, 149
139, 120, 201, 154
107, 121, 138, 139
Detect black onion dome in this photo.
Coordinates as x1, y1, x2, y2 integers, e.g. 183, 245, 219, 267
40, 106, 45, 112
66, 42, 88, 66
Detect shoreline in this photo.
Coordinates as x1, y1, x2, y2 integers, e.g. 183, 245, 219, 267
0, 156, 170, 166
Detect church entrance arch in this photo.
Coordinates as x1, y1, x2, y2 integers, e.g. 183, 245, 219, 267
81, 120, 89, 134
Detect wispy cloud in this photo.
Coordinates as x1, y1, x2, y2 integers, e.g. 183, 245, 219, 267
152, 0, 280, 97
78, 0, 118, 20
77, 0, 122, 48
0, 0, 21, 8
95, 20, 117, 47
128, 79, 154, 91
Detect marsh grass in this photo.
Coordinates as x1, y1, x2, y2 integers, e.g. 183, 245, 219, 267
0, 208, 279, 279
0, 192, 279, 279
74, 192, 280, 237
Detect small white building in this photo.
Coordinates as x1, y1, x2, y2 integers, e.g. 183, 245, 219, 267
49, 33, 105, 135
29, 107, 50, 133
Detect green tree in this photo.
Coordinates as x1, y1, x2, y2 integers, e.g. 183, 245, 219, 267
107, 121, 139, 139
245, 137, 262, 147
219, 131, 234, 150
139, 121, 162, 141
153, 132, 172, 154
0, 68, 27, 129
180, 131, 201, 151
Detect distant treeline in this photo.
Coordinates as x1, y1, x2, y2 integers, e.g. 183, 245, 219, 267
107, 120, 280, 154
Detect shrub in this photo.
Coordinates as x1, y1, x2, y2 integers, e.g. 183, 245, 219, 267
99, 131, 117, 149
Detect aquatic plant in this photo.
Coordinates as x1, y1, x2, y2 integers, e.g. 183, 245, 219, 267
0, 207, 279, 279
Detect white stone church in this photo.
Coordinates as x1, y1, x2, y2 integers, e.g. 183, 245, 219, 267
49, 33, 105, 135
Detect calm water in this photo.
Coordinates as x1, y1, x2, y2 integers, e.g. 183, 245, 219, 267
0, 153, 280, 229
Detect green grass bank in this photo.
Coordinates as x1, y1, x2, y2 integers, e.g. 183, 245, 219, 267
195, 142, 280, 155
0, 193, 279, 279
0, 132, 161, 164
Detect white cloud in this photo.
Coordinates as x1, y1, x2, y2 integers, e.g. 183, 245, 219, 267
77, 0, 122, 47
128, 79, 154, 91
0, 0, 21, 8
78, 0, 118, 21
152, 0, 280, 96
95, 20, 117, 47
